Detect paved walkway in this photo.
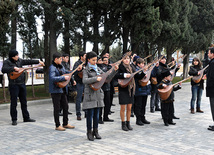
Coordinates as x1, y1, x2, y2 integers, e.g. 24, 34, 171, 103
0, 83, 214, 155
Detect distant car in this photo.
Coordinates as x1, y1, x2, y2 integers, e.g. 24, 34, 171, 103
189, 58, 193, 64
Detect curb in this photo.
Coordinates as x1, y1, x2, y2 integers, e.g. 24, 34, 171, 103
0, 98, 52, 110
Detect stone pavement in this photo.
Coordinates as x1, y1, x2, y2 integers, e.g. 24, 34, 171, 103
0, 83, 214, 155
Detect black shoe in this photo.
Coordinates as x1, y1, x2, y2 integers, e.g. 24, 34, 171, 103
172, 116, 180, 119
150, 109, 155, 113
209, 125, 214, 128
103, 118, 114, 122
24, 118, 36, 122
131, 113, 134, 117
87, 130, 94, 141
59, 112, 63, 116
136, 120, 144, 126
110, 111, 115, 114
122, 122, 129, 131
168, 121, 176, 125
126, 121, 133, 130
142, 119, 150, 124
208, 126, 214, 131
155, 108, 161, 111
108, 112, 111, 115
68, 111, 72, 115
164, 123, 169, 126
112, 104, 116, 106
98, 119, 104, 124
12, 121, 17, 126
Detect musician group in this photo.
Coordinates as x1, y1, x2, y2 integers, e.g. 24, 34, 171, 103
2, 47, 214, 141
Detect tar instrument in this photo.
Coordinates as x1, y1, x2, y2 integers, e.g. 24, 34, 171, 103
169, 54, 187, 81
138, 56, 162, 87
158, 76, 192, 100
56, 61, 84, 88
9, 65, 44, 80
192, 65, 209, 83
90, 51, 132, 91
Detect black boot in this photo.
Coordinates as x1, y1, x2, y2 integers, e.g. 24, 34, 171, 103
142, 119, 150, 124
121, 122, 129, 131
93, 128, 102, 139
87, 130, 94, 141
136, 117, 144, 126
126, 121, 133, 130
168, 119, 176, 125
163, 119, 169, 126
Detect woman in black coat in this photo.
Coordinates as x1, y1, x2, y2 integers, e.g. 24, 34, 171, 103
115, 55, 145, 131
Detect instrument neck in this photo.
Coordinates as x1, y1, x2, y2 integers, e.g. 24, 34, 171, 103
173, 76, 193, 86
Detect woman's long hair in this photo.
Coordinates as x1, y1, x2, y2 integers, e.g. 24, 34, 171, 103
85, 51, 97, 66
192, 57, 202, 67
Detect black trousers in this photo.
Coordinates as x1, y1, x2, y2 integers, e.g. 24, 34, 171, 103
100, 91, 111, 120
161, 101, 173, 123
134, 95, 148, 120
9, 84, 30, 121
209, 97, 214, 122
51, 93, 68, 127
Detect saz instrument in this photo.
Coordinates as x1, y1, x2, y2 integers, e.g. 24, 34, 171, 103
9, 65, 44, 80
158, 76, 192, 100
169, 54, 187, 81
192, 65, 209, 83
56, 61, 84, 88
138, 56, 163, 87
90, 52, 132, 91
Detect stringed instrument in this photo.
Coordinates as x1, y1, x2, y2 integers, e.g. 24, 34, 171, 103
90, 51, 132, 91
169, 54, 187, 81
158, 76, 193, 100
192, 65, 209, 83
56, 61, 84, 88
138, 56, 163, 87
9, 65, 44, 80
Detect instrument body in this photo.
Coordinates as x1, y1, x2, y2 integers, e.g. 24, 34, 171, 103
158, 76, 192, 100
56, 62, 85, 88
89, 52, 132, 91
9, 65, 43, 80
192, 65, 209, 83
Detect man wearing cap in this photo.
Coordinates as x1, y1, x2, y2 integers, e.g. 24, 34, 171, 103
1, 50, 44, 125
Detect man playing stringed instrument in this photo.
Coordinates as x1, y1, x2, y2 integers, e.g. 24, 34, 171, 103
1, 50, 44, 126
49, 52, 81, 131
157, 70, 181, 126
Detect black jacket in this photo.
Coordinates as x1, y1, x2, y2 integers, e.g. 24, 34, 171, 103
98, 64, 112, 92
188, 65, 204, 89
73, 59, 84, 84
205, 58, 214, 97
1, 58, 39, 85
157, 79, 181, 101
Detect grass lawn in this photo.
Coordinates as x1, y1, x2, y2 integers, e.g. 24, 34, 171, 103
0, 85, 50, 104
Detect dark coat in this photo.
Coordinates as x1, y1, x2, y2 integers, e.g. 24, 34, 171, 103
49, 62, 70, 94
157, 79, 181, 102
188, 65, 204, 89
1, 58, 39, 85
73, 59, 84, 84
205, 58, 214, 97
98, 64, 112, 92
82, 65, 116, 110
115, 63, 145, 104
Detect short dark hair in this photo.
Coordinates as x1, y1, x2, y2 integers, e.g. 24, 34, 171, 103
102, 57, 108, 61
79, 51, 86, 58
209, 47, 214, 54
136, 58, 144, 65
62, 53, 69, 57
53, 52, 62, 60
86, 51, 97, 65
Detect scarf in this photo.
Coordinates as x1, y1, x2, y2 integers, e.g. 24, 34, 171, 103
123, 63, 135, 97
88, 62, 100, 75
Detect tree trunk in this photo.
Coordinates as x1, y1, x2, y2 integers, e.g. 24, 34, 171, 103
43, 7, 50, 92
29, 37, 35, 98
64, 18, 70, 63
2, 57, 7, 102
10, 4, 18, 50
122, 26, 129, 54
92, 8, 99, 54
183, 52, 190, 79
